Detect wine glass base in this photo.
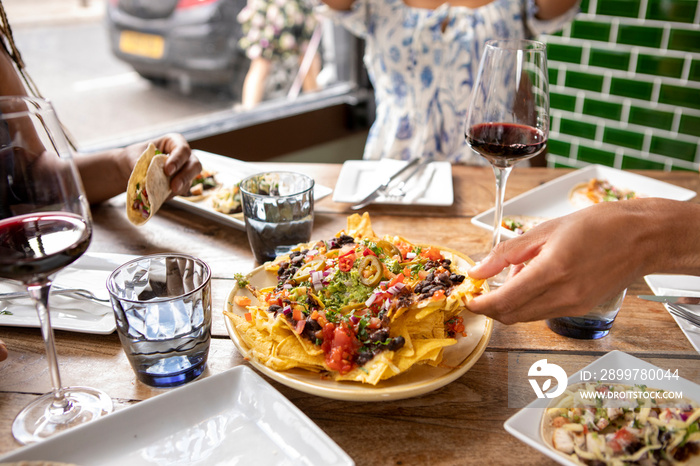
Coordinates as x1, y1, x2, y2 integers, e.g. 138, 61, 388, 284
12, 386, 113, 445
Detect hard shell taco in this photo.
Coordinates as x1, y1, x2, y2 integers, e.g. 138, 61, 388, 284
126, 143, 171, 225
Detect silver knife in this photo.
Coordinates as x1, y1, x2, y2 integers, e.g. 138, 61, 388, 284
638, 295, 700, 305
351, 157, 423, 210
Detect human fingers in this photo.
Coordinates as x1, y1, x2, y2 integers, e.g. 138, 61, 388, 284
169, 155, 202, 196
156, 133, 193, 178
468, 223, 556, 280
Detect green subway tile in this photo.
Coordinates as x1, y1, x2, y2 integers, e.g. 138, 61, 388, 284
646, 0, 698, 23
669, 29, 700, 53
636, 54, 684, 79
690, 60, 700, 83
578, 145, 615, 165
603, 127, 644, 150
583, 98, 622, 120
565, 71, 604, 93
548, 68, 559, 85
610, 78, 653, 100
547, 138, 572, 156
553, 161, 579, 168
589, 49, 631, 71
659, 84, 700, 110
547, 43, 583, 64
560, 118, 597, 139
550, 92, 576, 112
628, 106, 674, 131
650, 135, 697, 162
570, 20, 612, 41
617, 25, 664, 48
579, 0, 591, 14
621, 156, 665, 170
679, 113, 700, 137
598, 0, 641, 18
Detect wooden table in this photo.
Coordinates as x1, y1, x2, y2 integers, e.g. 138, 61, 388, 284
1, 165, 699, 465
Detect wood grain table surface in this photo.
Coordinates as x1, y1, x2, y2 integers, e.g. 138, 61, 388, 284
1, 164, 698, 465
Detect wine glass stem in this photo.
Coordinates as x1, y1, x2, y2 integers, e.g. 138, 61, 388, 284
27, 283, 69, 411
490, 165, 513, 251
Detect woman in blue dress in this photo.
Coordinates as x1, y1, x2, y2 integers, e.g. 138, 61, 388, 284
320, 0, 579, 163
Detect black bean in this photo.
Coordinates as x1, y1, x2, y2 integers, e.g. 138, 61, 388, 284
268, 304, 282, 315
369, 328, 389, 343
387, 336, 405, 351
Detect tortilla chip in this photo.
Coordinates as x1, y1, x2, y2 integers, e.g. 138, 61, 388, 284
346, 212, 375, 239
126, 143, 171, 225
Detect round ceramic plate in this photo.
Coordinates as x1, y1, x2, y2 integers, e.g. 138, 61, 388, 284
224, 245, 493, 401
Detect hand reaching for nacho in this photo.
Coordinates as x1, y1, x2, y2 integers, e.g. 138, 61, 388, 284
467, 198, 700, 324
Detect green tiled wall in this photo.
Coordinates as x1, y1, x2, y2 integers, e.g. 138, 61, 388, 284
541, 0, 700, 170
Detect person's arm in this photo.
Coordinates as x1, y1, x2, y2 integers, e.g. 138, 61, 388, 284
76, 133, 201, 204
466, 198, 700, 324
534, 0, 579, 20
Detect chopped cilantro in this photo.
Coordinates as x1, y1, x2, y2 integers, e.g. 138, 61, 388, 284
234, 273, 249, 288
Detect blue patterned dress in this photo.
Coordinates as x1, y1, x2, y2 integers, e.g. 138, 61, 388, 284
321, 0, 578, 163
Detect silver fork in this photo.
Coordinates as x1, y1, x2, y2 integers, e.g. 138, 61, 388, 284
667, 303, 700, 328
383, 159, 433, 203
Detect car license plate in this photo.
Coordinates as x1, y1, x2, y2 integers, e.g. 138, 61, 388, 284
119, 30, 164, 59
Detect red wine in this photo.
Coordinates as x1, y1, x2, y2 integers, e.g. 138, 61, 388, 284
0, 212, 91, 283
466, 123, 546, 167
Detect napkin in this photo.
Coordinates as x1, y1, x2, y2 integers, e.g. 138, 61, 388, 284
654, 277, 700, 353
0, 252, 125, 334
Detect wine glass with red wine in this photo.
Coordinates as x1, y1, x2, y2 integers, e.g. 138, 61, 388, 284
465, 39, 549, 285
0, 96, 112, 444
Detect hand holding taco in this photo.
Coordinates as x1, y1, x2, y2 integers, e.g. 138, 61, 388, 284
126, 143, 172, 225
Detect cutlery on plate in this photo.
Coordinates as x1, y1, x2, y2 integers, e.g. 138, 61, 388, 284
351, 157, 424, 210
0, 286, 110, 305
638, 295, 700, 305
637, 294, 700, 304
667, 304, 700, 328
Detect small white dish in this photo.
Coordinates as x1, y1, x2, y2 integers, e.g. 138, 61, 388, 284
472, 164, 697, 239
333, 160, 454, 206
168, 150, 333, 231
0, 252, 136, 335
504, 350, 700, 465
0, 365, 355, 466
644, 274, 700, 354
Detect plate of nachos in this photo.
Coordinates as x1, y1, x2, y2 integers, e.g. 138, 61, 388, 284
224, 213, 492, 401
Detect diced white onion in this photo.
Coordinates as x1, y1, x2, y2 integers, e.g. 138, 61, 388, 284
406, 252, 416, 259
365, 294, 377, 307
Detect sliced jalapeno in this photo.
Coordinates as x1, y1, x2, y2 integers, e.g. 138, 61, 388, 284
376, 240, 402, 259
292, 259, 324, 283
359, 255, 383, 287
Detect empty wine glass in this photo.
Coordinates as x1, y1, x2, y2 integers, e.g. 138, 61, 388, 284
0, 96, 112, 444
465, 39, 549, 285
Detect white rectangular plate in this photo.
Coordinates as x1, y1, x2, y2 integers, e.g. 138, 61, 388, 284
168, 150, 333, 231
644, 274, 700, 354
0, 252, 137, 334
504, 350, 700, 465
472, 164, 697, 239
332, 160, 454, 206
0, 365, 355, 466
